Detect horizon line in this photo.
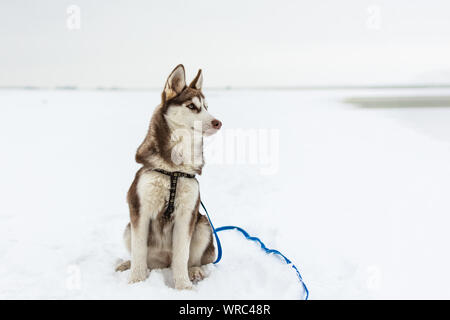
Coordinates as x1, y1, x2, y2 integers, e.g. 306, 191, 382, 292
1, 84, 450, 91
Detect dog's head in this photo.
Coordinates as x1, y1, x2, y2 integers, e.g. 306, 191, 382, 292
162, 64, 222, 136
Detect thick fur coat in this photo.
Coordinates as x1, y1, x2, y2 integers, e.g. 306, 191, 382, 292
116, 65, 222, 289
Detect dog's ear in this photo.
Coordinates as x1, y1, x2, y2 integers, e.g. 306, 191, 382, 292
164, 64, 186, 100
189, 69, 203, 90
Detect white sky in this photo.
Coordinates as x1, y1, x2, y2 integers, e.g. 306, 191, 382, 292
1, 0, 450, 88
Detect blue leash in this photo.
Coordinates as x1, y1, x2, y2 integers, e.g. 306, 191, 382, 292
200, 201, 309, 300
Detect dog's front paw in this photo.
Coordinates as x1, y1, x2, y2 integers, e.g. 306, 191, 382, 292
128, 266, 149, 284
174, 277, 193, 290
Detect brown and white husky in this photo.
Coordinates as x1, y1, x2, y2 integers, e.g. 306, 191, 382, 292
115, 65, 222, 290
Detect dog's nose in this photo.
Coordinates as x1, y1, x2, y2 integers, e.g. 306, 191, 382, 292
211, 119, 222, 130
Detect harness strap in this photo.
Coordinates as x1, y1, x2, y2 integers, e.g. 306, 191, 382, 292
152, 169, 195, 218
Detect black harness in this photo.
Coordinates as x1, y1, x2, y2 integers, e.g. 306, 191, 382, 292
153, 168, 196, 218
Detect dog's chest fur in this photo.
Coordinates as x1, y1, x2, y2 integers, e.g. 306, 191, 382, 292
136, 170, 199, 246
137, 170, 199, 216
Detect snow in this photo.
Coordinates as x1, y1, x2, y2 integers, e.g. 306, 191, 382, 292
0, 88, 450, 299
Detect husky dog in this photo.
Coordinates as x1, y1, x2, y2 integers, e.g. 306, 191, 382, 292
116, 65, 222, 290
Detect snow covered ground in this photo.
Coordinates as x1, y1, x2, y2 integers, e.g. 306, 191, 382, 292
0, 88, 450, 299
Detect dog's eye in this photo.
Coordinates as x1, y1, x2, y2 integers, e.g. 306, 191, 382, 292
186, 103, 196, 110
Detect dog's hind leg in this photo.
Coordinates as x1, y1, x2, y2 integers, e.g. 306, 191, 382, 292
188, 266, 206, 282
189, 214, 215, 267
114, 223, 132, 272
187, 214, 215, 282
115, 260, 131, 272
123, 222, 131, 253
189, 220, 210, 266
